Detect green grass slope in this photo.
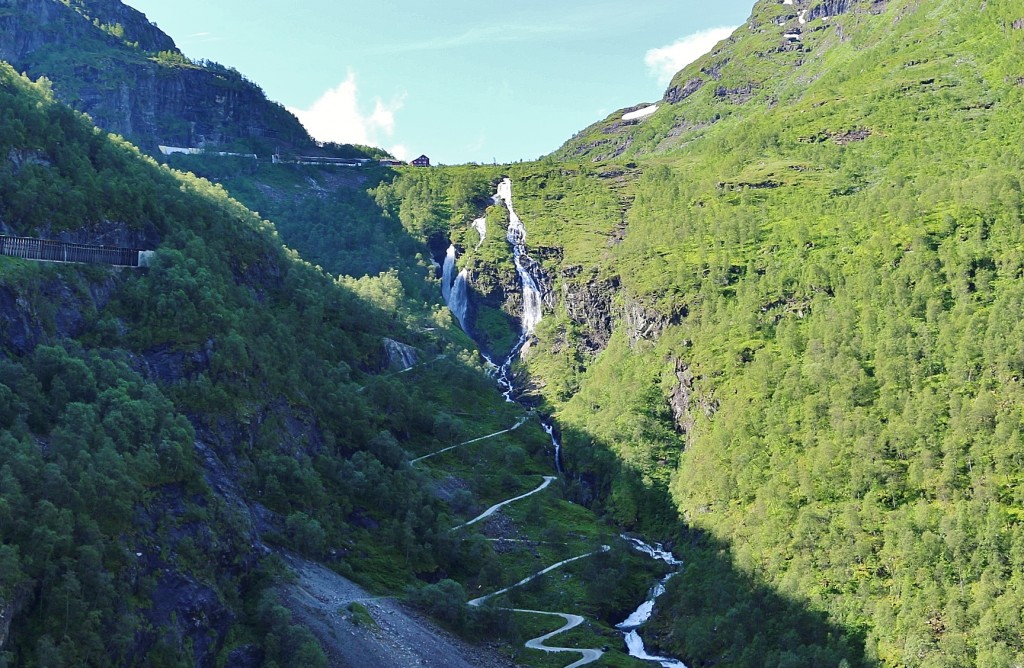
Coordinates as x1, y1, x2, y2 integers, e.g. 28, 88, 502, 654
422, 0, 1024, 665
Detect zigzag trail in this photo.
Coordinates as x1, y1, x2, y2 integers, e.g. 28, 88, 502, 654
449, 476, 557, 531
428, 426, 606, 664
468, 547, 611, 667
438, 179, 671, 666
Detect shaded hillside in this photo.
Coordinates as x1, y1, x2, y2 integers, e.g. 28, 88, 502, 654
0, 62, 504, 666
0, 54, 829, 668
397, 0, 1024, 665
0, 0, 312, 153
6, 0, 1024, 665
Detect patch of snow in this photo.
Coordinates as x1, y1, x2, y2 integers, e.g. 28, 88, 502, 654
623, 105, 659, 121
799, 9, 807, 24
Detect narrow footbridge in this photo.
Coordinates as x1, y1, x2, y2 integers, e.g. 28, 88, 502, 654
0, 235, 154, 267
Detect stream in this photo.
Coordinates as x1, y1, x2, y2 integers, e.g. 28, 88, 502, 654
617, 537, 689, 668
439, 177, 688, 667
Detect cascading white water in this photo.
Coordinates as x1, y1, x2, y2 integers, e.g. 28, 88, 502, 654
382, 338, 419, 371
621, 536, 683, 566
542, 421, 564, 475
440, 244, 470, 330
449, 268, 470, 330
495, 178, 544, 335
621, 630, 687, 668
444, 180, 692, 667
616, 536, 688, 668
441, 243, 457, 304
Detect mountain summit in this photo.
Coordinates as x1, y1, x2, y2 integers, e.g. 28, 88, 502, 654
557, 0, 1019, 161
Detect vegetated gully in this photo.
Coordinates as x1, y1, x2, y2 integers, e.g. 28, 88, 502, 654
439, 178, 688, 667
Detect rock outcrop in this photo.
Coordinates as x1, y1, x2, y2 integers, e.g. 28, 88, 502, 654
561, 267, 618, 354
0, 0, 312, 152
623, 295, 687, 346
664, 77, 705, 104
668, 358, 718, 441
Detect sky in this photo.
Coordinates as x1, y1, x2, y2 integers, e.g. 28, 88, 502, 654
123, 1, 755, 165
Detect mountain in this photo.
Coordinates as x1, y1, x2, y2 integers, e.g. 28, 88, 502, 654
0, 0, 313, 153
413, 0, 1024, 665
0, 7, 704, 668
5, 0, 1024, 666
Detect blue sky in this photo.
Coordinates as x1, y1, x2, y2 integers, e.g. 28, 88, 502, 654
124, 1, 754, 164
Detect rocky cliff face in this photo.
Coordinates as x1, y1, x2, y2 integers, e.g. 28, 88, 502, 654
560, 266, 617, 354
667, 358, 718, 441
0, 0, 171, 63
0, 0, 312, 152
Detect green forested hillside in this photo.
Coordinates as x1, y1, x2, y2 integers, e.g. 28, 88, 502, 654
0, 60, 713, 668
0, 64, 531, 666
6, 0, 1024, 665
381, 0, 1024, 665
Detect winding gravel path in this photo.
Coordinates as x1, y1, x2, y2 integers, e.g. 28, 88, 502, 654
514, 610, 602, 668
410, 417, 528, 464
468, 547, 611, 667
450, 476, 556, 531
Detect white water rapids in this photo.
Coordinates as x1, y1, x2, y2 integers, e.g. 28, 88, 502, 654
616, 536, 688, 667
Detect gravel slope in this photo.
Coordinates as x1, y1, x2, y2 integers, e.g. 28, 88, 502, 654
280, 555, 522, 668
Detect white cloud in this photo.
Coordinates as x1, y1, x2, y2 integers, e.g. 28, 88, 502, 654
644, 26, 737, 85
388, 144, 411, 161
289, 72, 404, 148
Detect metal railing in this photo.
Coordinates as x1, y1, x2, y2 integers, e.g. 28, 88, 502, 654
0, 235, 149, 267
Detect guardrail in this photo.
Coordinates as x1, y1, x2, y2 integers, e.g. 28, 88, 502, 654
0, 235, 153, 267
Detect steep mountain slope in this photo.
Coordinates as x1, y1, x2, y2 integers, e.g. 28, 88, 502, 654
0, 0, 312, 153
0, 56, 721, 668
7, 0, 1024, 666
557, 0, 1020, 162
0, 64, 522, 667
404, 0, 1024, 665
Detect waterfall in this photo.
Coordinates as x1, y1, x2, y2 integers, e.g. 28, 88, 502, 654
440, 244, 470, 331
472, 216, 487, 249
449, 268, 470, 330
495, 178, 544, 335
542, 421, 564, 475
621, 630, 687, 668
441, 243, 457, 304
453, 179, 690, 667
382, 338, 419, 371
